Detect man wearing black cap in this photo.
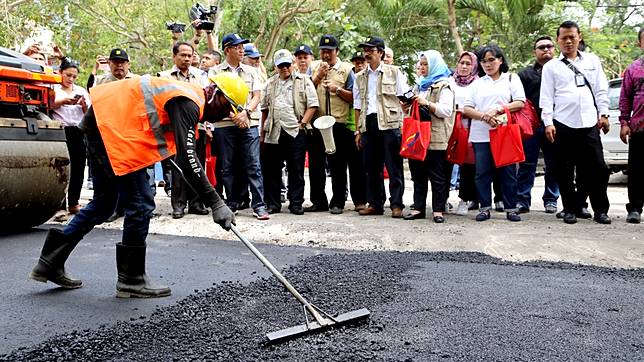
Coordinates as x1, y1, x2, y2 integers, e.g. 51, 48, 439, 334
353, 36, 409, 218
294, 44, 314, 76
94, 48, 137, 86
306, 34, 365, 214
209, 33, 270, 220
351, 51, 366, 73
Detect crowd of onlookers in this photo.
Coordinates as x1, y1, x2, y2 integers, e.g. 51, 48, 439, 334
24, 20, 644, 225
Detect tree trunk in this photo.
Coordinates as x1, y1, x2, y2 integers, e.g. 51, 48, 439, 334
447, 0, 464, 56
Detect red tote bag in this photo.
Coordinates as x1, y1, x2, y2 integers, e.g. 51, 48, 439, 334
446, 111, 475, 165
400, 101, 431, 161
489, 108, 525, 168
205, 143, 217, 187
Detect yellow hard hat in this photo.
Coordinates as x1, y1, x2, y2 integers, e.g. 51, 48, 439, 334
208, 72, 249, 115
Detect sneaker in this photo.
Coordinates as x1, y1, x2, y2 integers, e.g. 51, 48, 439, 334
506, 211, 521, 222
626, 211, 641, 224
494, 201, 504, 212
253, 207, 270, 220
455, 200, 468, 216
330, 206, 343, 214
544, 203, 557, 214
475, 210, 491, 221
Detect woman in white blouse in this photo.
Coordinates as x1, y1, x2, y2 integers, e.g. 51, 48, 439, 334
51, 58, 91, 215
463, 45, 525, 222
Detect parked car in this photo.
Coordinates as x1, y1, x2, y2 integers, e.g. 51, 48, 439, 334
601, 78, 628, 173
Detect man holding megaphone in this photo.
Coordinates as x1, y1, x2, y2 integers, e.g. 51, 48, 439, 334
310, 34, 358, 215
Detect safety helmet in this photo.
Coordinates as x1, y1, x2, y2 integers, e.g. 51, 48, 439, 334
208, 72, 249, 115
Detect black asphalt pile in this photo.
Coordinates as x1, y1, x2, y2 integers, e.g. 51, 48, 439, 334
2, 251, 643, 361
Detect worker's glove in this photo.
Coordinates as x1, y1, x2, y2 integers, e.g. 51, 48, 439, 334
211, 201, 235, 231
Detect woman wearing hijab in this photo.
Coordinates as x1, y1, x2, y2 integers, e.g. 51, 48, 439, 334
404, 50, 455, 223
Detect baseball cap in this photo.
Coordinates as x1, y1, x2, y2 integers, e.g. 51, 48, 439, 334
358, 36, 385, 50
273, 49, 293, 66
293, 44, 313, 56
109, 48, 129, 61
350, 51, 365, 61
244, 43, 262, 58
222, 33, 249, 49
318, 35, 339, 50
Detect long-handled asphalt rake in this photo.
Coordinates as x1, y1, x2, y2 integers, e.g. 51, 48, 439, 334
168, 159, 370, 342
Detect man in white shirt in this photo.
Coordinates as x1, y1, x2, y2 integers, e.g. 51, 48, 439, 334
540, 20, 611, 225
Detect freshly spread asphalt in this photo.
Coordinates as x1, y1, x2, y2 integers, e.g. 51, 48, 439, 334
1, 228, 642, 361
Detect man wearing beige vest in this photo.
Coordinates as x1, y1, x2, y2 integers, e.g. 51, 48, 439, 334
353, 36, 409, 218
309, 35, 358, 214
260, 49, 319, 215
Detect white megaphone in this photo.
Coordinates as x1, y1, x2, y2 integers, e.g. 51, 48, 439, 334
313, 115, 336, 154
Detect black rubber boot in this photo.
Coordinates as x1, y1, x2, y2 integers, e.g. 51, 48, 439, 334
29, 229, 83, 289
115, 243, 171, 298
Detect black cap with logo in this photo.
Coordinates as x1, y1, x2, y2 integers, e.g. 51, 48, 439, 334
350, 51, 365, 61
318, 34, 339, 50
358, 36, 385, 50
109, 48, 129, 61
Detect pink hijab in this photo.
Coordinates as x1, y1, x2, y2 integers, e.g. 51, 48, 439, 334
453, 51, 478, 87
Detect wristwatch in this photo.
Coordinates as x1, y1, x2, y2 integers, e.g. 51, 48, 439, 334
334, 88, 341, 96
245, 109, 252, 117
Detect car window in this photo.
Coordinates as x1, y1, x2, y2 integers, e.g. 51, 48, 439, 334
608, 81, 621, 110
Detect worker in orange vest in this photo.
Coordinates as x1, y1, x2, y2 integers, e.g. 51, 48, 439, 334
29, 72, 248, 298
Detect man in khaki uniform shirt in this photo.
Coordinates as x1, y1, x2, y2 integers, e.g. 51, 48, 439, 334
261, 49, 319, 215
309, 34, 362, 214
158, 41, 210, 219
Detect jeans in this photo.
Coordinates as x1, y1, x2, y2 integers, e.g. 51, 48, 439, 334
64, 126, 87, 207
627, 131, 643, 213
361, 114, 404, 210
473, 142, 518, 212
409, 150, 453, 213
214, 125, 265, 210
262, 130, 306, 211
516, 124, 559, 208
64, 111, 155, 245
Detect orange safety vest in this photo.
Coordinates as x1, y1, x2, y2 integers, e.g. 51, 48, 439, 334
90, 75, 205, 176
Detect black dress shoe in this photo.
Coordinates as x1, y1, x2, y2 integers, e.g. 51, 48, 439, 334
563, 212, 577, 224
556, 211, 565, 219
188, 206, 209, 215
172, 210, 185, 219
433, 215, 445, 223
267, 207, 281, 214
593, 213, 611, 224
577, 207, 592, 219
238, 200, 251, 210
304, 204, 328, 212
403, 211, 425, 220
289, 205, 304, 215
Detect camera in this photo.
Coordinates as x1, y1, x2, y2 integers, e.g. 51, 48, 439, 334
189, 3, 217, 31
165, 21, 186, 33
397, 88, 416, 104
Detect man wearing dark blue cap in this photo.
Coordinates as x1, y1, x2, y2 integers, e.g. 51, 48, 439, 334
353, 35, 409, 218
294, 44, 314, 76
243, 43, 267, 82
307, 34, 365, 214
209, 33, 270, 220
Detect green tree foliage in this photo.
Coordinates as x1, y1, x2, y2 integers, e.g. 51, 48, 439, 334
2, 0, 641, 83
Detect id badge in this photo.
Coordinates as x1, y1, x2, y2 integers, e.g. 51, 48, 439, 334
575, 73, 586, 87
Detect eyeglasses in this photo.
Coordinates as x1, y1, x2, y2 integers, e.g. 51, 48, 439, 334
536, 44, 555, 51
277, 63, 291, 69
